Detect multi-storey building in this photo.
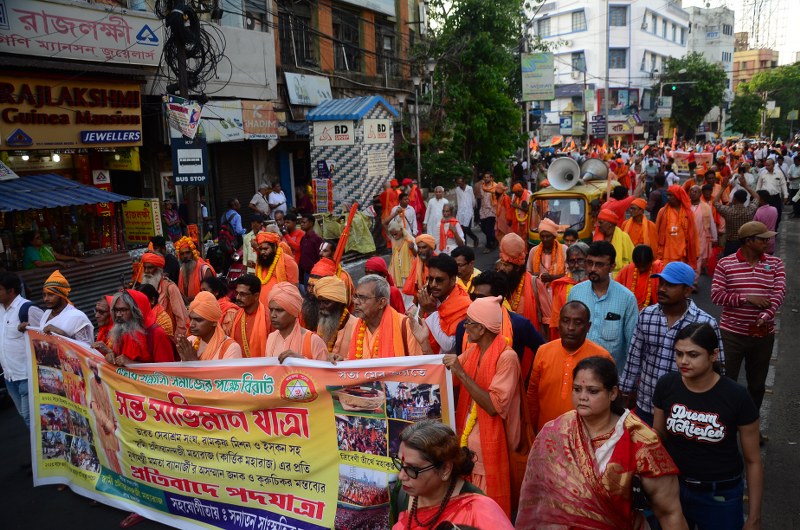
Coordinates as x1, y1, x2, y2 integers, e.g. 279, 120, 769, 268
732, 38, 780, 92
529, 0, 688, 143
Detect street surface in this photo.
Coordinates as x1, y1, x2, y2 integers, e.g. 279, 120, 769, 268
1, 220, 798, 528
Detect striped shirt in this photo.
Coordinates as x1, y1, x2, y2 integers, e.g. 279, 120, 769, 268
711, 250, 785, 334
620, 300, 724, 414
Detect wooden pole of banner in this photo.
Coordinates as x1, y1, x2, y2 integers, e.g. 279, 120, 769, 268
333, 203, 359, 267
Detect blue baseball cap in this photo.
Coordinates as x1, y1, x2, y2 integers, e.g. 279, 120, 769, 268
650, 261, 695, 287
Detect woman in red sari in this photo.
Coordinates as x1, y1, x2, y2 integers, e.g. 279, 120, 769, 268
517, 356, 687, 530
391, 420, 513, 530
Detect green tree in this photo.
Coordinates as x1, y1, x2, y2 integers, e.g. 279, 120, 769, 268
728, 92, 763, 136
414, 0, 526, 186
653, 53, 727, 137
741, 62, 800, 138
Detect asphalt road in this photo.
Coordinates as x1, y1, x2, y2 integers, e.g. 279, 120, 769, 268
1, 220, 796, 529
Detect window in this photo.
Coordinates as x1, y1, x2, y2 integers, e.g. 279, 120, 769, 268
680, 28, 686, 45
609, 48, 627, 69
662, 20, 667, 38
609, 6, 627, 26
722, 51, 732, 62
723, 24, 733, 35
651, 14, 657, 34
651, 53, 657, 72
571, 51, 586, 72
333, 9, 361, 72
537, 18, 551, 37
572, 10, 587, 32
279, 8, 315, 66
377, 23, 399, 77
219, 0, 270, 31
672, 24, 676, 42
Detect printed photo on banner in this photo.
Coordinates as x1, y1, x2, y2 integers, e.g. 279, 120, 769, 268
38, 366, 66, 397
336, 465, 392, 529
330, 381, 386, 416
42, 431, 69, 461
336, 415, 388, 456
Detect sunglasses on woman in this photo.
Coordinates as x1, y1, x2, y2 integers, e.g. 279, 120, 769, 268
391, 455, 437, 479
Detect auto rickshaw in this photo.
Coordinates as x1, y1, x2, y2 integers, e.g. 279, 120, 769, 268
527, 157, 618, 245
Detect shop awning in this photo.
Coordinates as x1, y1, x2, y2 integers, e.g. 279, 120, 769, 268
0, 173, 131, 213
306, 96, 398, 121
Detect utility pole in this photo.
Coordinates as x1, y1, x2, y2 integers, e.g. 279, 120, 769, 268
524, 31, 531, 183
603, 0, 610, 149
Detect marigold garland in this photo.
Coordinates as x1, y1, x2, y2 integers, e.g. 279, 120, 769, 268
460, 402, 478, 447
192, 337, 201, 351
255, 246, 282, 285
510, 276, 525, 311
353, 320, 380, 360
175, 236, 200, 260
631, 266, 653, 308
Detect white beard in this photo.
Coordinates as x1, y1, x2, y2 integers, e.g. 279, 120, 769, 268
141, 270, 163, 289
110, 318, 146, 345
317, 306, 345, 344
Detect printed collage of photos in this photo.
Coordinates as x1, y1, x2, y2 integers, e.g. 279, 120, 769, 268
329, 381, 442, 530
34, 340, 101, 474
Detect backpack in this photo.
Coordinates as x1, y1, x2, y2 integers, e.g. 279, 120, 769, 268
217, 213, 237, 256
19, 301, 34, 323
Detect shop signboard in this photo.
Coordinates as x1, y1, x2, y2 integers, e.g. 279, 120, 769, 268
103, 148, 141, 171
312, 121, 354, 146
521, 53, 555, 101
164, 95, 202, 140
0, 0, 163, 66
312, 178, 333, 213
199, 101, 245, 143
171, 136, 208, 185
284, 73, 333, 106
121, 199, 160, 245
0, 76, 143, 150
242, 100, 278, 140
363, 119, 392, 144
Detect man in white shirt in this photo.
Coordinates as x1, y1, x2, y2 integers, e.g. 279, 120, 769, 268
756, 158, 788, 229
0, 272, 43, 428
454, 176, 479, 246
268, 182, 288, 218
787, 155, 800, 218
39, 270, 94, 344
248, 182, 271, 217
388, 192, 417, 236
423, 186, 448, 237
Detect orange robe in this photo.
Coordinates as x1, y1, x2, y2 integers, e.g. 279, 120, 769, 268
615, 163, 630, 189
509, 272, 551, 334
401, 256, 432, 299
408, 185, 426, 227
511, 190, 531, 240
621, 216, 658, 247
178, 258, 215, 302
655, 205, 697, 266
527, 338, 613, 432
379, 189, 399, 221
615, 261, 664, 310
255, 249, 299, 307
230, 303, 269, 357
326, 314, 359, 358
187, 330, 242, 360
429, 284, 471, 353
495, 194, 513, 240
527, 241, 566, 279
282, 229, 305, 256
548, 276, 583, 339
265, 322, 327, 360
218, 297, 239, 335
346, 307, 422, 359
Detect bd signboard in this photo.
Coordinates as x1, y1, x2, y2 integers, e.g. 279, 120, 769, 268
521, 53, 555, 102
363, 119, 392, 144
312, 121, 354, 146
0, 76, 143, 150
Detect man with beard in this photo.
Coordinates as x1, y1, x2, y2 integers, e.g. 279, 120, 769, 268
92, 289, 175, 365
615, 245, 664, 311
176, 291, 242, 360
526, 301, 613, 433
307, 257, 355, 309
313, 276, 358, 361
40, 270, 93, 343
227, 274, 269, 357
266, 282, 327, 361
526, 218, 566, 286
567, 241, 638, 371
509, 183, 531, 241
497, 233, 551, 338
620, 261, 723, 426
401, 234, 437, 302
150, 236, 180, 283
417, 254, 471, 354
253, 232, 299, 307
140, 251, 188, 337
349, 275, 424, 359
94, 295, 113, 346
549, 242, 589, 339
364, 257, 406, 314
176, 236, 215, 304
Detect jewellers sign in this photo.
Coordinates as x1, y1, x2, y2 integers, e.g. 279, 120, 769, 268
0, 76, 143, 149
0, 0, 163, 66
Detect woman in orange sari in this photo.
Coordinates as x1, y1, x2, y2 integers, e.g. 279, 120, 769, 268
390, 420, 513, 530
517, 356, 687, 530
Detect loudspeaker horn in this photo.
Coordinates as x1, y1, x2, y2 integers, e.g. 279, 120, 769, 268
547, 157, 582, 190
580, 158, 609, 182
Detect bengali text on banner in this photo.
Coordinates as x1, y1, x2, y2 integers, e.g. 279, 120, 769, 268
27, 330, 455, 530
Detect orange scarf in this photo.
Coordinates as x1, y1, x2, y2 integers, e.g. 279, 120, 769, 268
439, 218, 459, 251
530, 241, 565, 276
232, 303, 269, 357
455, 336, 515, 516
511, 272, 541, 332
402, 256, 430, 297
438, 284, 472, 335
482, 182, 498, 206
616, 261, 663, 310
178, 258, 215, 300
195, 327, 237, 361
347, 307, 409, 360
265, 321, 316, 358
549, 276, 580, 339
622, 216, 656, 247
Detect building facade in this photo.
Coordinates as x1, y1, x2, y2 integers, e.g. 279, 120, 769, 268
529, 0, 689, 142
733, 44, 780, 92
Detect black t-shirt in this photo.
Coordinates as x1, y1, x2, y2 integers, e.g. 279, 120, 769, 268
653, 372, 758, 481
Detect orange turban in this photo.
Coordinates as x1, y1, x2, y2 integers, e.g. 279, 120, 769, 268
597, 209, 619, 224
268, 281, 302, 317
499, 233, 526, 265
512, 183, 524, 193
415, 234, 436, 250
537, 218, 559, 235
495, 183, 508, 193
467, 295, 503, 334
43, 270, 71, 303
141, 251, 165, 269
189, 291, 222, 322
314, 276, 348, 304
311, 258, 337, 277
256, 232, 280, 245
632, 198, 647, 210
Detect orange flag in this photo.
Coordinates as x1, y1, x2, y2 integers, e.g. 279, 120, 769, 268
671, 128, 677, 152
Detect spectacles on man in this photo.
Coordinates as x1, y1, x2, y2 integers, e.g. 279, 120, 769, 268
391, 455, 437, 479
353, 294, 378, 302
